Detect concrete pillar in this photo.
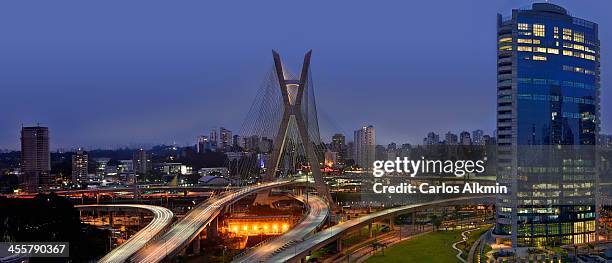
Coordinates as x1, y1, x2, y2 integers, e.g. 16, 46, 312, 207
207, 217, 219, 238
192, 234, 201, 255
389, 216, 394, 229
368, 223, 373, 238
336, 238, 343, 252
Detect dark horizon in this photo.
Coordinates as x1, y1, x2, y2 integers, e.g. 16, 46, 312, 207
1, 0, 611, 150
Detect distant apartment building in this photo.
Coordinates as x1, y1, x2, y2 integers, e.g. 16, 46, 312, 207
354, 125, 375, 169
133, 149, 150, 176
196, 135, 210, 153
472, 129, 485, 145
210, 128, 218, 149
20, 126, 50, 191
445, 132, 458, 145
460, 131, 472, 145
220, 127, 232, 150
330, 133, 347, 163
423, 132, 440, 145
71, 148, 88, 183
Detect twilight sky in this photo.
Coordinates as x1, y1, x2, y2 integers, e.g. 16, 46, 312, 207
1, 0, 611, 150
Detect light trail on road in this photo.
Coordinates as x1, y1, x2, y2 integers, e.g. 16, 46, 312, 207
130, 180, 297, 263
76, 204, 173, 263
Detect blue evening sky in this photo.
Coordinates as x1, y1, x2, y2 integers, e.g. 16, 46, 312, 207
0, 0, 610, 149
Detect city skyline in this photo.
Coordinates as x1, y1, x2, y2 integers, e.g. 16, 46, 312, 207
1, 0, 611, 150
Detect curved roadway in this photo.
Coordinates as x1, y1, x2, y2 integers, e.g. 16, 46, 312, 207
130, 179, 297, 263
233, 194, 329, 263
75, 204, 173, 263
264, 195, 494, 263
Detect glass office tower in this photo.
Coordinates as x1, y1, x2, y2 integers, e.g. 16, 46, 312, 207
495, 3, 600, 247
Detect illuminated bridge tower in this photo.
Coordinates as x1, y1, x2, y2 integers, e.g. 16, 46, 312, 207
265, 50, 333, 205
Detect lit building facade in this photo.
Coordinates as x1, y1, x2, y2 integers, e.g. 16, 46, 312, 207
354, 125, 375, 169
71, 148, 88, 183
495, 3, 599, 247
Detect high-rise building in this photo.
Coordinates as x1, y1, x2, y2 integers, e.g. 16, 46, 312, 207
445, 132, 458, 145
210, 128, 218, 149
232, 134, 241, 148
375, 145, 386, 161
196, 135, 210, 153
386, 142, 398, 160
423, 132, 440, 145
354, 125, 375, 169
459, 131, 472, 145
133, 149, 149, 176
220, 127, 232, 150
399, 143, 411, 158
71, 148, 88, 183
495, 3, 599, 247
346, 142, 354, 162
331, 133, 347, 163
20, 126, 50, 191
472, 129, 485, 145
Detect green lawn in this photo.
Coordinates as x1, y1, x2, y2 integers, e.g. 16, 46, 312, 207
365, 230, 463, 263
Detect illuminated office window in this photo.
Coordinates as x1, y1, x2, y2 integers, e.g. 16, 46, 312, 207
517, 38, 532, 44
533, 24, 545, 37
518, 23, 530, 30
547, 48, 559, 54
563, 28, 573, 40
499, 45, 512, 51
533, 39, 541, 44
518, 46, 532, 52
533, 55, 547, 61
585, 46, 596, 53
534, 47, 547, 53
499, 37, 512, 43
574, 44, 585, 51
563, 50, 573, 56
574, 32, 584, 43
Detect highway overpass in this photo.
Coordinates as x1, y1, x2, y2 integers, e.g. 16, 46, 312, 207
264, 195, 494, 263
233, 193, 330, 263
130, 179, 300, 263
76, 204, 173, 263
